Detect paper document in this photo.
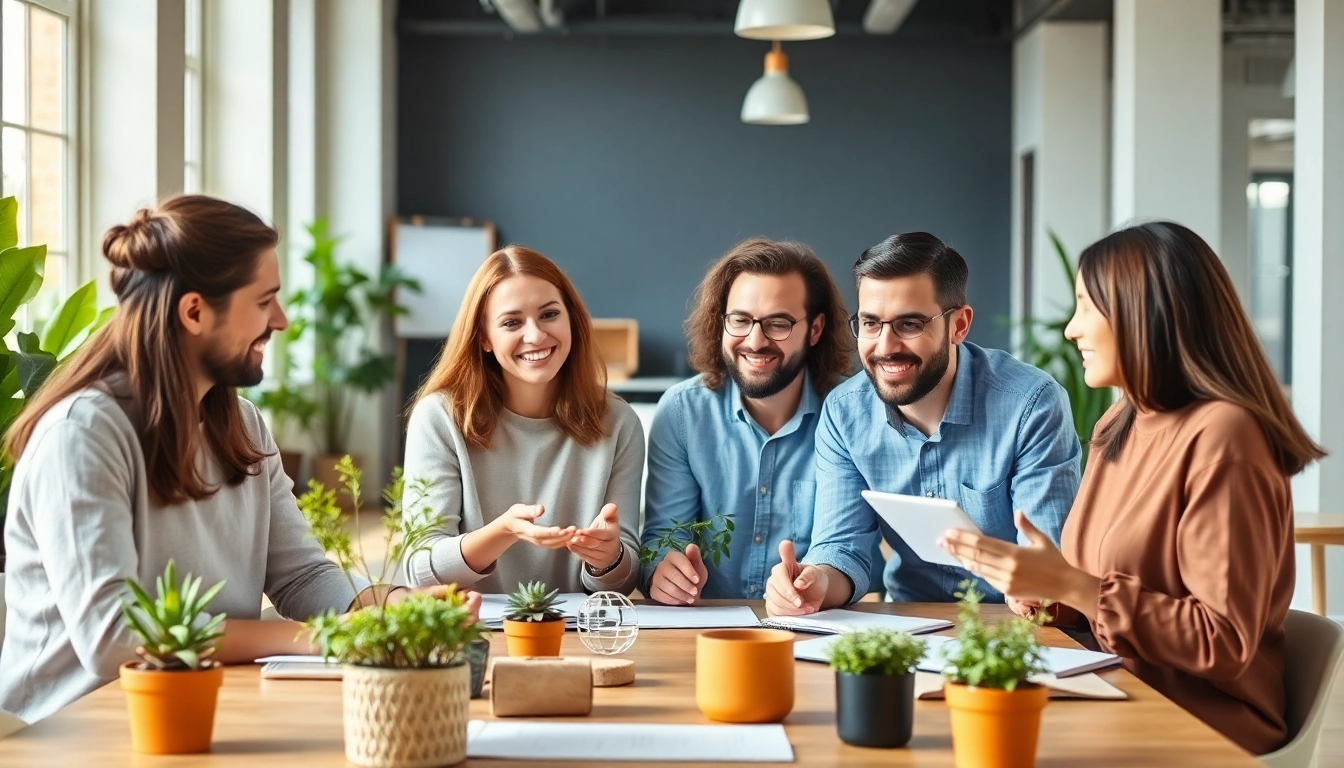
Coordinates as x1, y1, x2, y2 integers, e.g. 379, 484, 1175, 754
479, 592, 590, 627
466, 720, 794, 762
254, 656, 342, 680
760, 609, 952, 636
631, 605, 761, 629
913, 671, 1126, 700
793, 634, 1121, 679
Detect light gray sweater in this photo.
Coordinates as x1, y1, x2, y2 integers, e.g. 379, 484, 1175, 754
400, 392, 644, 595
0, 375, 355, 723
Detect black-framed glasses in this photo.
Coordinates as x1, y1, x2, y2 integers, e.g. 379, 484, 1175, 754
848, 306, 961, 340
723, 312, 802, 342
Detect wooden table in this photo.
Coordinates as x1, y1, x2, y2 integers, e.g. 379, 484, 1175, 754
1296, 513, 1344, 615
0, 602, 1260, 767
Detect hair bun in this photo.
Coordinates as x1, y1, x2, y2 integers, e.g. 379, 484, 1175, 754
103, 208, 170, 272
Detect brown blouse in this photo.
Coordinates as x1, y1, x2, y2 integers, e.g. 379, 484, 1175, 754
1061, 399, 1292, 755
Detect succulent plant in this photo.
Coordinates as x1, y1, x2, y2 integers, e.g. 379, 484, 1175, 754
505, 581, 565, 623
120, 560, 227, 671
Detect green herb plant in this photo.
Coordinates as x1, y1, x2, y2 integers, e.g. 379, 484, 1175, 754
826, 628, 928, 676
504, 581, 565, 623
939, 581, 1049, 692
120, 560, 226, 671
637, 510, 735, 567
298, 454, 485, 668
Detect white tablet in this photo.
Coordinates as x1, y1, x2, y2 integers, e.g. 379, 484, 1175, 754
861, 490, 983, 568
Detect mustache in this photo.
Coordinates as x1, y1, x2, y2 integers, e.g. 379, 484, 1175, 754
867, 352, 922, 367
737, 345, 782, 357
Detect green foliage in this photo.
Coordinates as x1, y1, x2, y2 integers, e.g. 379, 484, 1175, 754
297, 454, 483, 668
826, 628, 927, 676
285, 220, 420, 454
0, 196, 115, 567
637, 510, 735, 567
120, 560, 227, 671
939, 582, 1049, 692
1020, 230, 1113, 466
504, 581, 565, 623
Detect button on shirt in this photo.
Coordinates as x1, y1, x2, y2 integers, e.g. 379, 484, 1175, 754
640, 374, 824, 600
802, 342, 1081, 603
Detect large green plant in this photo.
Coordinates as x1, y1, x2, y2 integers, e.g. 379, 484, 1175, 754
1022, 231, 1113, 464
0, 196, 115, 568
939, 582, 1049, 692
286, 220, 419, 455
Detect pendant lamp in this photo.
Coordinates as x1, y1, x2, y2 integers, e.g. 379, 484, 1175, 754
734, 0, 835, 41
741, 42, 809, 126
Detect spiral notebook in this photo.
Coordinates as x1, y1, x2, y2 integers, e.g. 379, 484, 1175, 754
758, 609, 952, 636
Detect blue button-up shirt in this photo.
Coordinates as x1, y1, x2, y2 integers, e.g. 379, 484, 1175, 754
802, 342, 1081, 603
640, 373, 835, 600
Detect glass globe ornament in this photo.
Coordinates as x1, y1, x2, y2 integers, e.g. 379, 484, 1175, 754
576, 591, 639, 655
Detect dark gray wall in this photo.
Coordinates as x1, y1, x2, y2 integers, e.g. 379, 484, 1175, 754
397, 34, 1011, 378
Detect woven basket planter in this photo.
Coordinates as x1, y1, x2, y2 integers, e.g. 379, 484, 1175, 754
342, 663, 470, 768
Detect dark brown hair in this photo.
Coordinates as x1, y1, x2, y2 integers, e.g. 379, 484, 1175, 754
5, 195, 278, 503
1081, 221, 1325, 474
854, 231, 968, 309
414, 246, 608, 450
685, 237, 854, 395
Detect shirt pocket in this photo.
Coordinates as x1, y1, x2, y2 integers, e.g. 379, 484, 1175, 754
790, 480, 818, 551
958, 479, 1012, 538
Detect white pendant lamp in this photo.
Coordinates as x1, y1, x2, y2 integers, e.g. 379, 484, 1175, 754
741, 42, 809, 126
734, 0, 835, 41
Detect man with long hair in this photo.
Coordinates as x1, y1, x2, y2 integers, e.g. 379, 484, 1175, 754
766, 232, 1081, 616
641, 238, 858, 604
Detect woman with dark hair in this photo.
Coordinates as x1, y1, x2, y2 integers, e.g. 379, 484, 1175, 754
400, 246, 643, 595
940, 221, 1324, 754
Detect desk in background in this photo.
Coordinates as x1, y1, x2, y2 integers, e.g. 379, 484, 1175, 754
1296, 513, 1344, 616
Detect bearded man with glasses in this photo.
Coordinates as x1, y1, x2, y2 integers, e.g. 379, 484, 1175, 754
765, 232, 1081, 616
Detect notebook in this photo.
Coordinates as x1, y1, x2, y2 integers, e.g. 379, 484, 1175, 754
793, 634, 1121, 679
759, 609, 953, 636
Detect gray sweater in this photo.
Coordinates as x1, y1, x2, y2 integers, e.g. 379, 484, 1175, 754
0, 375, 355, 723
400, 392, 644, 595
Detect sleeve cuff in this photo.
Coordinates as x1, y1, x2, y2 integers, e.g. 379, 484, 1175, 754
581, 541, 638, 595
801, 543, 868, 603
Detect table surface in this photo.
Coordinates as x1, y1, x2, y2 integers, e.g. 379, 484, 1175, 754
1295, 512, 1344, 536
0, 602, 1261, 767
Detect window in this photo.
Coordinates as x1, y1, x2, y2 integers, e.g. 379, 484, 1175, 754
1, 0, 77, 324
184, 0, 202, 193
1247, 174, 1293, 385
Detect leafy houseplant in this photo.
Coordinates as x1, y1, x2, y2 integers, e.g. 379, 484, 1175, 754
826, 629, 928, 748
243, 373, 317, 484
637, 510, 735, 568
298, 455, 485, 767
940, 582, 1051, 768
0, 196, 115, 571
502, 581, 567, 657
117, 560, 227, 755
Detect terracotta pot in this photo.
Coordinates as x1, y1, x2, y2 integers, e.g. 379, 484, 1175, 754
311, 453, 363, 506
342, 663, 470, 768
119, 661, 224, 754
945, 681, 1049, 768
695, 628, 795, 723
279, 451, 302, 487
835, 670, 915, 748
502, 618, 565, 657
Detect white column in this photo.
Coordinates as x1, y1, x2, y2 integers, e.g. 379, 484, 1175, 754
1012, 21, 1108, 337
1291, 0, 1344, 617
1111, 0, 1221, 248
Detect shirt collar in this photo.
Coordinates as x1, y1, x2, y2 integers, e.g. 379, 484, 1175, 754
731, 370, 820, 424
883, 343, 976, 433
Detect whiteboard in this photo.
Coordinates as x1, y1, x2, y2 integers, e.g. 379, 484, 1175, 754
390, 217, 495, 338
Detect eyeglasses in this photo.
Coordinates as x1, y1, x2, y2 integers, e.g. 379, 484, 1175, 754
723, 312, 802, 342
848, 306, 961, 340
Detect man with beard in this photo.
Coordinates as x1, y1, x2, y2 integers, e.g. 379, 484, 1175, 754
640, 238, 860, 604
764, 232, 1080, 616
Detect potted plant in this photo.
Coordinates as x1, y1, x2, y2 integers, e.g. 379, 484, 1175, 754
826, 628, 927, 748
298, 455, 485, 767
940, 582, 1051, 768
118, 560, 227, 754
502, 581, 567, 657
286, 220, 419, 496
0, 195, 115, 572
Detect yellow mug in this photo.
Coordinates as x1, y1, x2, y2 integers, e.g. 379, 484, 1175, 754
695, 628, 795, 723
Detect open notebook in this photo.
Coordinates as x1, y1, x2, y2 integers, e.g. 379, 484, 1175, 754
793, 633, 1121, 678
759, 609, 953, 636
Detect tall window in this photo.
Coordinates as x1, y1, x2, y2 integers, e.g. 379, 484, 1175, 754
184, 0, 202, 193
1, 0, 76, 322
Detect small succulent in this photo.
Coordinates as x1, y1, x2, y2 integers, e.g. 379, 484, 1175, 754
505, 581, 565, 623
120, 560, 227, 671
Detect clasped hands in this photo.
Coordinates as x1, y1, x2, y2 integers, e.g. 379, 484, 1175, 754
495, 501, 624, 572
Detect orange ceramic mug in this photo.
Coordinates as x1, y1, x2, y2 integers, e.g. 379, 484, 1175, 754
695, 629, 795, 723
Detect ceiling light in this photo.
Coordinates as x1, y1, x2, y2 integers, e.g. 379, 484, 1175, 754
741, 42, 809, 126
734, 0, 835, 41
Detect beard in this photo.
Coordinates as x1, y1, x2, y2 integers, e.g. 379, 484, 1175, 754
863, 326, 951, 408
202, 334, 267, 388
724, 342, 809, 400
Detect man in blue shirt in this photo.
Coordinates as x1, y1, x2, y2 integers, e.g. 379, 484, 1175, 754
640, 237, 862, 604
765, 232, 1080, 616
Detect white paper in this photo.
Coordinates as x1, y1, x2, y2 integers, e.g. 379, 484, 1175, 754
254, 655, 334, 664
466, 720, 794, 762
631, 605, 761, 629
479, 592, 590, 627
761, 609, 952, 636
792, 634, 1120, 679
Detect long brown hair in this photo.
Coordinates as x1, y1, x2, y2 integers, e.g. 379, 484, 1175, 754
414, 246, 608, 449
686, 237, 853, 395
5, 195, 277, 503
1080, 221, 1325, 474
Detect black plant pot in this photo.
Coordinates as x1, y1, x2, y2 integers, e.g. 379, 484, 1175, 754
834, 670, 915, 748
467, 639, 490, 699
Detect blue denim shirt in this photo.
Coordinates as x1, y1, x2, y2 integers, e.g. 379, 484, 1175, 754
641, 373, 874, 600
801, 342, 1081, 603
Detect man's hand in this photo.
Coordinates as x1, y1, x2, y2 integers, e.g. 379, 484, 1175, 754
648, 544, 710, 605
765, 540, 828, 617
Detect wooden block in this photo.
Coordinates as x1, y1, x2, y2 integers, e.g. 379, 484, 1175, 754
591, 657, 636, 687
591, 318, 639, 381
490, 657, 593, 717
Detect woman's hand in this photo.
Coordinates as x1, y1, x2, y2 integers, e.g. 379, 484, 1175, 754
496, 503, 577, 549
938, 510, 1099, 609
568, 503, 623, 572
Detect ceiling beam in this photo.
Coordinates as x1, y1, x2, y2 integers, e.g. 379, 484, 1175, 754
863, 0, 919, 35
